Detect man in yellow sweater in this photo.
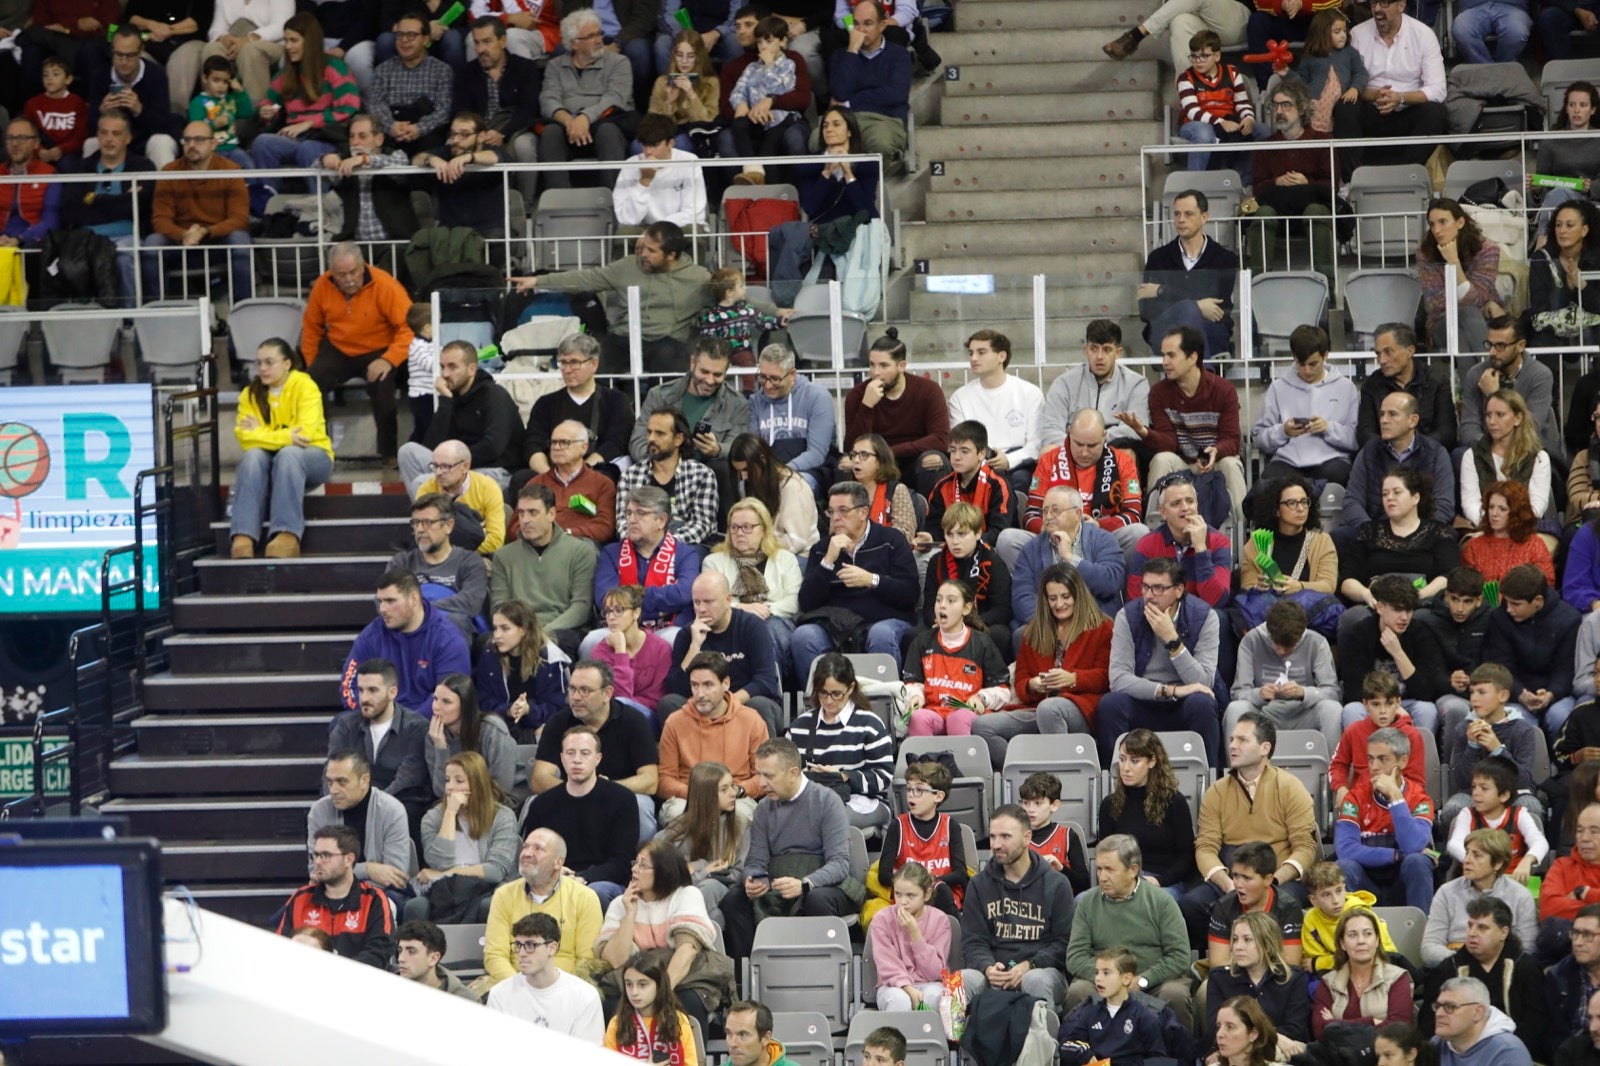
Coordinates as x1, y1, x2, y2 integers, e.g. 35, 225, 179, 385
413, 439, 507, 555
484, 827, 603, 985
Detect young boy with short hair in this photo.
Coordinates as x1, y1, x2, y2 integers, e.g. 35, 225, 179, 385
24, 56, 87, 164
1299, 860, 1397, 972
694, 267, 779, 386
1205, 839, 1304, 968
189, 55, 255, 165
1428, 566, 1490, 736
868, 760, 968, 918
1018, 771, 1090, 894
1058, 947, 1169, 1066
1174, 30, 1257, 171
1444, 756, 1549, 880
1439, 663, 1543, 832
1330, 671, 1428, 811
917, 419, 1013, 550
1224, 598, 1343, 746
862, 1026, 908, 1066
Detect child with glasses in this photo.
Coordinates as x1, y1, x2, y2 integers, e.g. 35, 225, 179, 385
867, 760, 967, 922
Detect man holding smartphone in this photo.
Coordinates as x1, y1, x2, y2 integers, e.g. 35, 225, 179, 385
629, 336, 752, 519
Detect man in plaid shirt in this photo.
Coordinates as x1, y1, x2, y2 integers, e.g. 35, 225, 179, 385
616, 408, 720, 545
369, 11, 456, 154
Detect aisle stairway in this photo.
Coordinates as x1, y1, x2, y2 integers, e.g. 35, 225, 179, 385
98, 491, 404, 926
892, 0, 1159, 360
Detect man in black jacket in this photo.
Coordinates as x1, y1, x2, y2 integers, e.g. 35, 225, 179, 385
1355, 322, 1458, 450
398, 340, 522, 495
457, 17, 544, 203
1420, 896, 1549, 1062
1337, 574, 1452, 735
62, 109, 154, 304
1138, 189, 1239, 359
320, 113, 419, 278
1483, 564, 1584, 745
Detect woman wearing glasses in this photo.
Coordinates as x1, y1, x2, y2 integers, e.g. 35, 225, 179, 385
230, 338, 334, 559
1235, 474, 1342, 639
786, 652, 894, 830
849, 433, 917, 545
592, 585, 674, 716
704, 497, 802, 661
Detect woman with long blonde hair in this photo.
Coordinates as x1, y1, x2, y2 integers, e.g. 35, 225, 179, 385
1205, 912, 1311, 1057
408, 750, 519, 921
1460, 388, 1554, 531
705, 497, 802, 667
658, 761, 749, 913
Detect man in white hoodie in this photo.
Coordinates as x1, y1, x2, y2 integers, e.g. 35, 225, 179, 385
1434, 976, 1534, 1066
1251, 324, 1359, 491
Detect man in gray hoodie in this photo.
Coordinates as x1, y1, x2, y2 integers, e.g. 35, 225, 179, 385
1435, 976, 1535, 1066
748, 343, 836, 491
1224, 599, 1343, 748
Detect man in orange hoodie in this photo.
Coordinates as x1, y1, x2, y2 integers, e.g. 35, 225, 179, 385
145, 120, 250, 303
656, 650, 767, 825
301, 240, 414, 466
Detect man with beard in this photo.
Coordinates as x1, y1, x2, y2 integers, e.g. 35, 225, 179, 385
513, 222, 715, 374
1349, 0, 1447, 169
1459, 316, 1564, 461
389, 492, 488, 639
615, 412, 720, 547
327, 658, 432, 822
631, 337, 751, 514
482, 827, 603, 984
145, 119, 250, 301
397, 340, 521, 496
340, 568, 472, 713
844, 329, 953, 496
1246, 78, 1337, 288
277, 824, 396, 967
455, 17, 543, 203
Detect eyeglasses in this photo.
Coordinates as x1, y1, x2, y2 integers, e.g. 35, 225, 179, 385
1188, 50, 1218, 59
1143, 582, 1176, 594
904, 786, 938, 797
549, 438, 583, 448
817, 688, 851, 702
1486, 340, 1521, 351
758, 371, 791, 385
410, 517, 448, 528
1153, 472, 1193, 493
728, 522, 761, 534
603, 604, 636, 616
847, 450, 875, 461
429, 460, 464, 473
513, 939, 551, 952
557, 358, 594, 369
567, 684, 603, 696
309, 850, 343, 861
4, 134, 37, 143
1571, 927, 1600, 940
631, 857, 654, 869
624, 509, 660, 521
1434, 1001, 1477, 1014
825, 505, 866, 519
1279, 497, 1311, 509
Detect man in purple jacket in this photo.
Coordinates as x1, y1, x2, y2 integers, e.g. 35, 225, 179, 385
339, 568, 472, 714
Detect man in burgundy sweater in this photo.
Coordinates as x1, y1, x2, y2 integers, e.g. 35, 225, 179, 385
843, 329, 951, 496
1248, 77, 1337, 288
17, 0, 118, 97
1120, 323, 1247, 523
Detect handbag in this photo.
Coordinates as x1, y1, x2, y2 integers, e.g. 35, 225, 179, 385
800, 716, 853, 801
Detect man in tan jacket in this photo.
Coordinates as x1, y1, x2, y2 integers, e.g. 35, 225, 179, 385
144, 119, 251, 301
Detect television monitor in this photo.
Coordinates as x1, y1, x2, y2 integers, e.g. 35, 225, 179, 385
0, 837, 167, 1035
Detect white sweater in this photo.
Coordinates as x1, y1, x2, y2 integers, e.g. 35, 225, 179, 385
612, 148, 710, 230
947, 374, 1045, 466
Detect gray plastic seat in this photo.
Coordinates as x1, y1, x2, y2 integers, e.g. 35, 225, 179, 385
1346, 165, 1432, 262
1159, 169, 1244, 248
1371, 905, 1427, 968
135, 299, 207, 384
845, 1012, 949, 1066
1442, 158, 1525, 201
1252, 271, 1329, 358
1002, 733, 1103, 837
0, 306, 31, 385
770, 1012, 837, 1066
228, 297, 306, 367
1344, 269, 1423, 351
1275, 730, 1333, 832
789, 282, 867, 366
750, 916, 854, 1031
41, 302, 119, 383
532, 188, 614, 272
895, 736, 993, 841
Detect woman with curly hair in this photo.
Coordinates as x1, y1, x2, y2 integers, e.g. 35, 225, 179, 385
1094, 727, 1196, 895
1417, 197, 1503, 357
1235, 473, 1342, 639
1462, 480, 1555, 583
1340, 466, 1460, 606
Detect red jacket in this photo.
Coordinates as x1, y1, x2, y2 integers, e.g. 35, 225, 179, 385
1330, 714, 1428, 794
1026, 443, 1142, 534
1013, 619, 1113, 727
1541, 851, 1600, 921
276, 880, 395, 968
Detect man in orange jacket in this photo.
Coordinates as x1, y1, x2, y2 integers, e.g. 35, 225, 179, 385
302, 240, 414, 465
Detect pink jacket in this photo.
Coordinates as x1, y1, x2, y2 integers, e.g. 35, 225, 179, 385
869, 905, 951, 990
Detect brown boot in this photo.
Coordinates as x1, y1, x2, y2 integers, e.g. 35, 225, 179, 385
231, 534, 256, 559
264, 532, 301, 558
1103, 28, 1143, 60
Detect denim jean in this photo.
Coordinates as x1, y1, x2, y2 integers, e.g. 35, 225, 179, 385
1095, 690, 1221, 767
1338, 852, 1436, 911
1175, 117, 1269, 171
790, 617, 913, 691
251, 133, 337, 169
1452, 1, 1533, 63
142, 230, 254, 303
229, 445, 334, 539
1537, 1, 1599, 58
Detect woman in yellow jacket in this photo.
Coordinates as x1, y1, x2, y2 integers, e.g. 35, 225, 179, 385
231, 339, 335, 558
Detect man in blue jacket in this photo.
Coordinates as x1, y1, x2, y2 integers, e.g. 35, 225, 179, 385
86, 27, 181, 166
1483, 564, 1584, 744
339, 568, 473, 715
792, 480, 919, 684
819, 0, 910, 167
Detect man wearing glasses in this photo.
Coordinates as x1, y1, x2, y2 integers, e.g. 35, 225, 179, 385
276, 824, 397, 968
367, 12, 454, 153
1434, 977, 1532, 1066
1548, 906, 1600, 1049
84, 25, 181, 166
530, 419, 619, 543
389, 491, 488, 638
749, 342, 835, 491
407, 438, 507, 554
485, 908, 605, 1039
537, 8, 637, 186
517, 333, 634, 493
1246, 78, 1336, 289
1459, 316, 1564, 462
0, 118, 59, 252
1543, 805, 1600, 959
1349, 0, 1447, 168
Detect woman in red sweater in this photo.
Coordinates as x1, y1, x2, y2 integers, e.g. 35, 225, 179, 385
971, 562, 1112, 767
1461, 480, 1555, 585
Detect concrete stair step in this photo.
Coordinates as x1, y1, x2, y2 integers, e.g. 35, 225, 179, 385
939, 29, 1130, 63
213, 516, 412, 556
908, 252, 1143, 278
142, 671, 340, 711
109, 753, 326, 795
931, 156, 1140, 193
172, 592, 376, 631
902, 218, 1139, 258
301, 493, 408, 519
130, 713, 334, 757
164, 632, 357, 676
99, 795, 312, 839
195, 554, 390, 595
916, 122, 1163, 161
942, 60, 1161, 97
161, 840, 310, 882
939, 92, 1161, 126
183, 884, 299, 926
925, 185, 1142, 223
951, 0, 1139, 31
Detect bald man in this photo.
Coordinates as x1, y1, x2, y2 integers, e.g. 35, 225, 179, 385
1004, 408, 1147, 566
411, 439, 508, 555
655, 572, 783, 735
531, 419, 619, 544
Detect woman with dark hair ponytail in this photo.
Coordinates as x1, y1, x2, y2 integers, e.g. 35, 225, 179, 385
230, 338, 332, 559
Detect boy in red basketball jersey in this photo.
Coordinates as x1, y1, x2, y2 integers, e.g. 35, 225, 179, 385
869, 760, 968, 915
1019, 771, 1091, 894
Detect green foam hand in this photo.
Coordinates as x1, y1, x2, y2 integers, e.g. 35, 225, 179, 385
1482, 580, 1499, 608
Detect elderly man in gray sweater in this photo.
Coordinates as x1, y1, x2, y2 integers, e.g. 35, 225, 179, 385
719, 737, 857, 959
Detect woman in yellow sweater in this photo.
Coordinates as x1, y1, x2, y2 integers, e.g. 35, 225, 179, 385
231, 339, 334, 558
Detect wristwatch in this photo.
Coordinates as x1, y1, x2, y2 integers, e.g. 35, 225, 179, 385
1164, 637, 1182, 653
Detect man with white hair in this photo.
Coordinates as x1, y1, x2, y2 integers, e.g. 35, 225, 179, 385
748, 342, 835, 491
538, 9, 636, 187
1434, 976, 1533, 1066
410, 439, 508, 555
1007, 485, 1126, 624
532, 419, 618, 543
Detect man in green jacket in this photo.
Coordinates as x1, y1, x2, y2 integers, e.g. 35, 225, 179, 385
490, 482, 599, 657
1065, 834, 1196, 1032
